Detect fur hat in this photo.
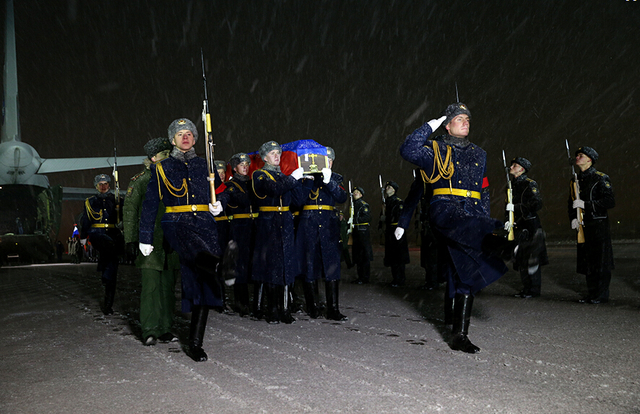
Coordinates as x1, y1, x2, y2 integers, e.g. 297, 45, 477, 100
442, 102, 471, 127
354, 186, 365, 196
326, 147, 336, 161
259, 141, 282, 161
167, 118, 198, 143
144, 137, 173, 159
229, 153, 250, 170
511, 157, 532, 172
94, 174, 111, 186
214, 160, 227, 171
576, 146, 598, 163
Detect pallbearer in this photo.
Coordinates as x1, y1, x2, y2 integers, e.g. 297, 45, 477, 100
251, 141, 305, 324
294, 147, 349, 320
139, 118, 226, 362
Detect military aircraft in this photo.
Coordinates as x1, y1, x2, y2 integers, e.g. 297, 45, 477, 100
0, 0, 145, 264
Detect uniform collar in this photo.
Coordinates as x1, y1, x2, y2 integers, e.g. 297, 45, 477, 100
170, 147, 197, 162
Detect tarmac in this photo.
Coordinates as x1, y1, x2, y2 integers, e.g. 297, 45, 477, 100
1, 242, 639, 414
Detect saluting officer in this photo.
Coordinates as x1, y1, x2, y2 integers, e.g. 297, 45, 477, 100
223, 153, 256, 316
123, 137, 180, 346
251, 141, 305, 324
294, 147, 349, 320
80, 173, 124, 315
400, 102, 509, 354
568, 146, 615, 304
507, 157, 548, 298
351, 186, 373, 284
383, 180, 410, 287
139, 118, 226, 362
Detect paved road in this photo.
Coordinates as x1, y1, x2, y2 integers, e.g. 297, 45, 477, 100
1, 243, 639, 413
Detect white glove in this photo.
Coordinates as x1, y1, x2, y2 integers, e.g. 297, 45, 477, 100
504, 221, 512, 232
209, 201, 223, 216
573, 199, 585, 209
347, 217, 353, 225
80, 239, 87, 246
139, 243, 154, 256
506, 203, 514, 212
291, 167, 304, 180
394, 227, 405, 240
225, 278, 236, 286
427, 115, 447, 132
571, 218, 580, 230
321, 167, 331, 184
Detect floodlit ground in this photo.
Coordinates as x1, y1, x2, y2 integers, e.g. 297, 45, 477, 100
1, 242, 639, 413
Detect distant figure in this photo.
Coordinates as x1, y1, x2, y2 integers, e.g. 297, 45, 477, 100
55, 240, 64, 262
16, 217, 23, 234
507, 157, 548, 298
568, 146, 615, 304
80, 174, 124, 315
382, 180, 409, 287
124, 137, 180, 346
350, 187, 373, 285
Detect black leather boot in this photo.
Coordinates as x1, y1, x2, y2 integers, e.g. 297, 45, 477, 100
265, 284, 280, 324
451, 294, 480, 354
326, 280, 348, 321
234, 283, 250, 316
187, 306, 209, 362
102, 281, 116, 315
444, 294, 454, 325
303, 281, 320, 318
280, 285, 296, 324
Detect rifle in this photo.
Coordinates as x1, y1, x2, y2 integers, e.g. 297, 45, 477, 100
502, 150, 514, 241
347, 181, 355, 235
201, 48, 217, 204
566, 140, 585, 243
113, 138, 121, 225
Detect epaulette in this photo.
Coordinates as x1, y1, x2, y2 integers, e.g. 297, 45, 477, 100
129, 170, 146, 182
254, 169, 276, 182
596, 171, 606, 177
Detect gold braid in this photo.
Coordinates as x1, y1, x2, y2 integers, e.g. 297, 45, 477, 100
309, 188, 320, 201
156, 162, 188, 200
420, 141, 455, 190
85, 198, 103, 222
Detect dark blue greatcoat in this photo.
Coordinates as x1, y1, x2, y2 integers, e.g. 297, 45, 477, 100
140, 149, 226, 312
293, 172, 348, 282
383, 194, 410, 267
80, 192, 124, 284
400, 122, 507, 295
223, 175, 255, 284
511, 174, 549, 269
251, 167, 303, 286
352, 198, 373, 263
568, 166, 615, 275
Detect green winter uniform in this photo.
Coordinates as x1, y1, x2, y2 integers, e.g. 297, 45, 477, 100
124, 166, 180, 340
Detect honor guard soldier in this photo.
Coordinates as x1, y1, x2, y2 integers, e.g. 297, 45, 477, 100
351, 186, 373, 284
223, 153, 256, 316
251, 141, 305, 324
568, 147, 615, 304
382, 180, 410, 287
507, 157, 548, 298
139, 118, 227, 362
400, 102, 510, 353
80, 173, 124, 315
294, 147, 349, 320
123, 137, 180, 346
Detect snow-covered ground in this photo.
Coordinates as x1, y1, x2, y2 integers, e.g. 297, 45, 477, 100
1, 243, 639, 413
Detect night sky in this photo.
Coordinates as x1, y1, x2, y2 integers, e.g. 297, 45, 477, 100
8, 0, 640, 240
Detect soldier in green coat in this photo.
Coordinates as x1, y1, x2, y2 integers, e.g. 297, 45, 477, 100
123, 137, 180, 346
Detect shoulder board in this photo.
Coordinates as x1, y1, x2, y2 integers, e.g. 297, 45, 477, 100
254, 169, 276, 182
596, 171, 606, 177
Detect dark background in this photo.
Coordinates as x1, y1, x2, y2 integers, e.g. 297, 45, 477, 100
7, 0, 639, 241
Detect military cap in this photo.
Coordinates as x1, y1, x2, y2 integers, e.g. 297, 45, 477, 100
385, 180, 399, 192
441, 102, 471, 127
576, 146, 598, 163
354, 186, 365, 196
259, 141, 282, 161
214, 160, 227, 171
144, 137, 173, 159
511, 157, 532, 172
229, 153, 251, 170
94, 174, 111, 186
167, 118, 198, 143
326, 146, 336, 161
